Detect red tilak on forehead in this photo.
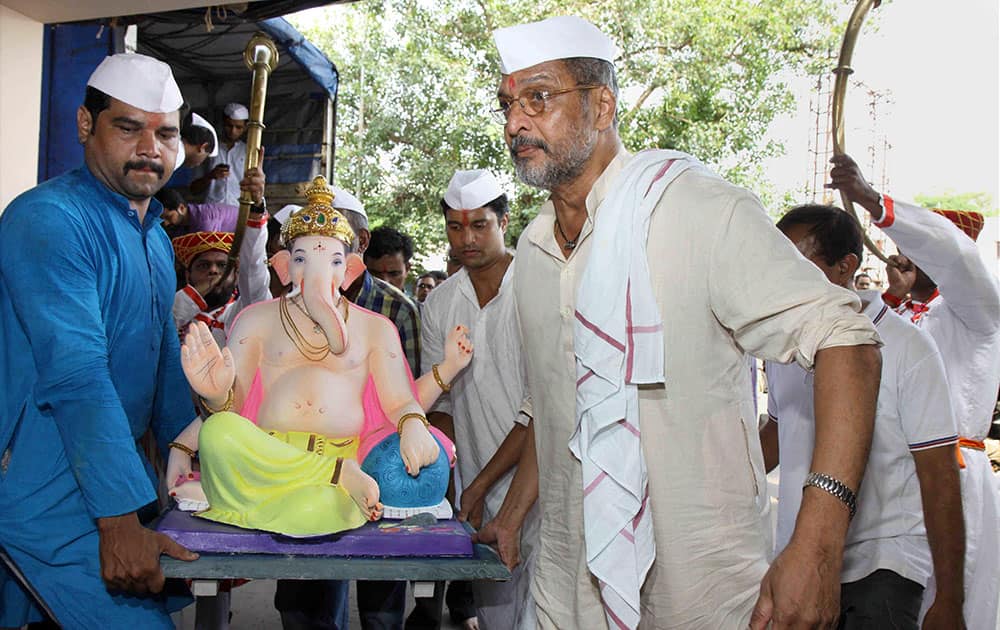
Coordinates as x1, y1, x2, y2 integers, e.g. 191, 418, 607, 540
507, 76, 516, 91
460, 212, 470, 227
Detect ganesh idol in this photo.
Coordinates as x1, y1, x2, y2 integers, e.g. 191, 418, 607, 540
167, 176, 472, 537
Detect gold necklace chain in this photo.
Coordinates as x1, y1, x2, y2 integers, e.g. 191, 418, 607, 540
279, 296, 331, 361
288, 294, 323, 333
290, 293, 350, 326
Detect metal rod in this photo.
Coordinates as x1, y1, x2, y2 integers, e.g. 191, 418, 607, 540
224, 33, 279, 278
831, 0, 890, 263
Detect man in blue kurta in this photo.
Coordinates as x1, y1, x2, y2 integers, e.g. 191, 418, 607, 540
0, 53, 199, 628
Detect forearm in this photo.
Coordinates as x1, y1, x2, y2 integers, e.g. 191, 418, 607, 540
236, 219, 272, 306
416, 360, 459, 410
794, 344, 880, 549
427, 411, 455, 443
914, 446, 965, 603
491, 421, 538, 530
170, 417, 203, 451
759, 419, 779, 473
189, 174, 211, 196
468, 423, 528, 493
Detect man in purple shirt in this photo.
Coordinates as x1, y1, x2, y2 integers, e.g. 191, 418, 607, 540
156, 187, 239, 234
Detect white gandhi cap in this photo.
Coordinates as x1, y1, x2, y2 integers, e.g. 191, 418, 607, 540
223, 102, 249, 120
274, 204, 302, 226
87, 53, 183, 113
443, 170, 505, 210
331, 186, 367, 220
191, 112, 219, 158
493, 16, 619, 75
175, 111, 220, 171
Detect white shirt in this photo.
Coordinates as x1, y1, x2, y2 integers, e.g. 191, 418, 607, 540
513, 149, 880, 629
767, 291, 958, 586
198, 140, 247, 206
420, 262, 531, 522
172, 216, 270, 348
874, 196, 1000, 629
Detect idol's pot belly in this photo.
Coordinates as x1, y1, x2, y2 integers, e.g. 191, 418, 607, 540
256, 363, 367, 437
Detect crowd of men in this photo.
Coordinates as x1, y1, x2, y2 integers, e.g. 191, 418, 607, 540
0, 13, 997, 630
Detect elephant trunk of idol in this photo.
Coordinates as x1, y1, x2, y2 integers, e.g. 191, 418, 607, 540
301, 267, 348, 355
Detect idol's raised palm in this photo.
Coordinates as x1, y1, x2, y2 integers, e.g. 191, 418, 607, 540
180, 320, 236, 404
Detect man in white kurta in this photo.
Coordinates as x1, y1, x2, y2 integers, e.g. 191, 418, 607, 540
171, 212, 271, 348
488, 17, 883, 630
830, 154, 1000, 629
190, 102, 248, 206
421, 170, 539, 629
513, 150, 884, 629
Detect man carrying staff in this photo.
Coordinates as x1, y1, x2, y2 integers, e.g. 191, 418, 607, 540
481, 16, 883, 629
0, 54, 198, 628
830, 153, 1000, 629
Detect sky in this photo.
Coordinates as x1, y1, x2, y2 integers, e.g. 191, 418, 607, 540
764, 0, 999, 208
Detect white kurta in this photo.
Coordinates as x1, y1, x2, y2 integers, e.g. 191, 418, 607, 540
420, 262, 538, 630
172, 217, 271, 348
767, 291, 958, 590
197, 140, 247, 206
513, 150, 880, 629
876, 197, 1000, 630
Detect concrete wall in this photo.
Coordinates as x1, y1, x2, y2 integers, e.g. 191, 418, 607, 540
0, 5, 43, 211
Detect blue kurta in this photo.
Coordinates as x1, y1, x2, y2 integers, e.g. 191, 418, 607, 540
0, 166, 194, 627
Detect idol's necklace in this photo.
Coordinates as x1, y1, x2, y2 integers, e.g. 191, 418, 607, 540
289, 294, 324, 334
279, 295, 350, 361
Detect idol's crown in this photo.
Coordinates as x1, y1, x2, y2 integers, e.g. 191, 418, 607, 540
280, 176, 355, 247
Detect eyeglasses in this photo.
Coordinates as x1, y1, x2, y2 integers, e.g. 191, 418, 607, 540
416, 283, 435, 291
491, 85, 603, 124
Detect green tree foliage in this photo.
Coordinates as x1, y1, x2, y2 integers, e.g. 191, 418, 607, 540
914, 190, 997, 217
290, 0, 844, 261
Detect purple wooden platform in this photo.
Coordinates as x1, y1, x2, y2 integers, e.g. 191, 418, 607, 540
157, 509, 473, 558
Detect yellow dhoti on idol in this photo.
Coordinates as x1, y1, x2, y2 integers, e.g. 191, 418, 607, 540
197, 412, 368, 537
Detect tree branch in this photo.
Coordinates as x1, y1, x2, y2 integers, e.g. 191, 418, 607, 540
386, 132, 435, 158
618, 36, 693, 63
624, 84, 659, 120
474, 0, 494, 33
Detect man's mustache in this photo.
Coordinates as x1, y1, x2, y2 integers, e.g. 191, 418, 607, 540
123, 160, 165, 179
510, 136, 549, 158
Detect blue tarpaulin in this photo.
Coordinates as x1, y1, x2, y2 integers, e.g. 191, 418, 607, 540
37, 12, 339, 196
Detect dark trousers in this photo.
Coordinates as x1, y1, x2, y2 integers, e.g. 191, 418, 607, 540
274, 580, 349, 630
406, 581, 476, 628
838, 569, 923, 630
275, 580, 408, 630
357, 580, 407, 630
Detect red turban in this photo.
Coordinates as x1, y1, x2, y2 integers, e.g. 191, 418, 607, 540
931, 209, 985, 242
172, 231, 234, 267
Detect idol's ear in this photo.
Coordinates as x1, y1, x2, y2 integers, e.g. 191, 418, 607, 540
270, 250, 291, 285
342, 253, 366, 290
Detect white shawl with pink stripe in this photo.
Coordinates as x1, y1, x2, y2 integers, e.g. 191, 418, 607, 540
572, 149, 705, 629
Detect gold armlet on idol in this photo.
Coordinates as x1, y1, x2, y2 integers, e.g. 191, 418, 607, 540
200, 387, 235, 415
397, 412, 430, 436
432, 363, 451, 393
168, 442, 197, 458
